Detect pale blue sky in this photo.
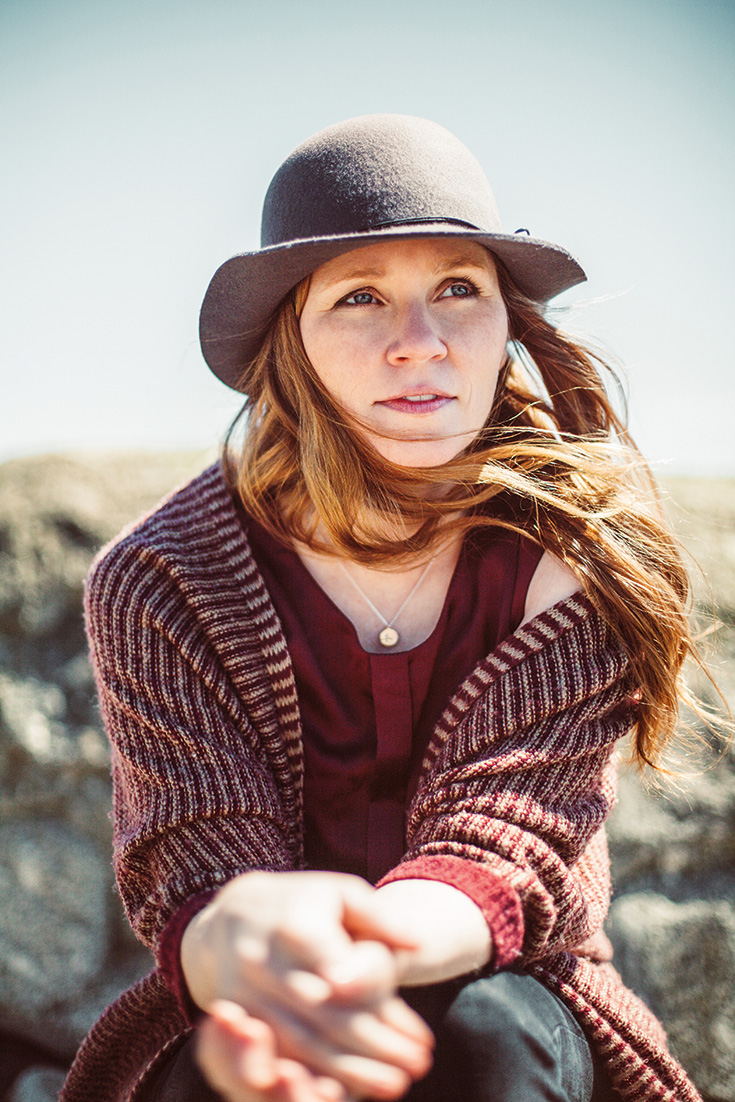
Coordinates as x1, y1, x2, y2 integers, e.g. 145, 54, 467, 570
2, 0, 733, 473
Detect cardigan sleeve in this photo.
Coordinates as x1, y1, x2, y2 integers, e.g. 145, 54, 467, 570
392, 594, 635, 965
84, 534, 301, 956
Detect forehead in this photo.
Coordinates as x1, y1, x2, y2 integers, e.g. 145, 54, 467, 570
308, 237, 497, 288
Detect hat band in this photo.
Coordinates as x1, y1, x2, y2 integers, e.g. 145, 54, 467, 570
367, 216, 482, 232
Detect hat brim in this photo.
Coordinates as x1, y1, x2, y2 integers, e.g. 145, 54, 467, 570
199, 223, 586, 392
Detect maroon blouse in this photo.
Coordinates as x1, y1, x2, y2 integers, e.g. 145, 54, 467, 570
244, 517, 544, 884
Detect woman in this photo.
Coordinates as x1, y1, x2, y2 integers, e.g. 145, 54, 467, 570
61, 115, 705, 1102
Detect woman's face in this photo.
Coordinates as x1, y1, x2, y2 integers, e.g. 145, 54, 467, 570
298, 237, 509, 467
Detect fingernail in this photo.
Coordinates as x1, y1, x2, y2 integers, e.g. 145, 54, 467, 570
324, 959, 365, 985
287, 969, 331, 1003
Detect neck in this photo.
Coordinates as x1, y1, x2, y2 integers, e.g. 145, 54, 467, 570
300, 496, 461, 569
293, 523, 465, 653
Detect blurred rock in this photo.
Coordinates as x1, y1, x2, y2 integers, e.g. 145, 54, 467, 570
608, 893, 735, 1102
609, 750, 735, 888
0, 452, 205, 1085
663, 478, 735, 619
0, 820, 109, 1035
0, 454, 732, 1100
8, 1066, 67, 1102
601, 477, 735, 1102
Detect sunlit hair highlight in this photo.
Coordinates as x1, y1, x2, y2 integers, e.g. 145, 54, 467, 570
225, 260, 717, 770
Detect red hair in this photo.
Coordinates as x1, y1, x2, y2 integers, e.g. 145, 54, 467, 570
225, 263, 718, 769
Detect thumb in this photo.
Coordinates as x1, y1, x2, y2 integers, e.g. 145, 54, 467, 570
341, 883, 418, 951
320, 939, 399, 1002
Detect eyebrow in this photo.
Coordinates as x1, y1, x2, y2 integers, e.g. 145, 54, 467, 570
432, 253, 492, 276
324, 253, 492, 287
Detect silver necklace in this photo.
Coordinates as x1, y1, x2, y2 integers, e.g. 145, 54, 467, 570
337, 556, 436, 648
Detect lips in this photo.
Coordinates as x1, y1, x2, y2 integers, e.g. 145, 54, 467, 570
378, 392, 454, 415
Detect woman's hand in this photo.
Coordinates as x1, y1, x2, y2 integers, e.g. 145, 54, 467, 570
181, 871, 434, 1100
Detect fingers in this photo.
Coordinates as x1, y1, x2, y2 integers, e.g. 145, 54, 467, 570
269, 887, 370, 987
231, 950, 432, 1079
286, 1047, 412, 1101
339, 882, 420, 952
200, 996, 431, 1102
276, 1001, 431, 1083
188, 871, 418, 1015
198, 1001, 276, 1098
216, 927, 432, 1093
375, 996, 435, 1048
198, 1002, 351, 1102
292, 939, 398, 1005
262, 874, 418, 998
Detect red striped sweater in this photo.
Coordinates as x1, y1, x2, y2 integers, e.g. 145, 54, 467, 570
60, 464, 701, 1102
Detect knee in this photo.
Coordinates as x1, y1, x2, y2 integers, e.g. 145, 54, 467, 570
432, 972, 594, 1102
443, 972, 547, 1061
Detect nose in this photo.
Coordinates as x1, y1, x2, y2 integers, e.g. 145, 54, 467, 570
386, 303, 447, 366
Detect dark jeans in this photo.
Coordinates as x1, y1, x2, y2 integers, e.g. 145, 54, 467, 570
144, 972, 618, 1102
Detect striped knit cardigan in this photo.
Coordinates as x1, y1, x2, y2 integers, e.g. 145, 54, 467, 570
61, 464, 701, 1102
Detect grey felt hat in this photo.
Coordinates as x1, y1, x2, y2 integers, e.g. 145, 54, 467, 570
199, 114, 586, 392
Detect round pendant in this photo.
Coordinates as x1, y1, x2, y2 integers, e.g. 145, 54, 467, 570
379, 626, 400, 648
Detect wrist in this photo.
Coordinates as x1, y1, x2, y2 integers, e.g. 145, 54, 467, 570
159, 889, 218, 1022
180, 893, 220, 1010
180, 872, 263, 1009
379, 856, 523, 972
376, 879, 492, 986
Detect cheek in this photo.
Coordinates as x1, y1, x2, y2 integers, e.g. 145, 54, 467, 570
298, 315, 320, 368
467, 328, 507, 382
299, 320, 367, 408
300, 320, 338, 385
463, 327, 507, 415
452, 300, 508, 355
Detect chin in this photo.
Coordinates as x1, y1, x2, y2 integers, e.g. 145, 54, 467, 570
374, 436, 471, 468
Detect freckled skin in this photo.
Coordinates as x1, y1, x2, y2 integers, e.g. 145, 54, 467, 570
299, 238, 509, 468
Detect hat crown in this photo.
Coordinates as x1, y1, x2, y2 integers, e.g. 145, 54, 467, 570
261, 114, 503, 247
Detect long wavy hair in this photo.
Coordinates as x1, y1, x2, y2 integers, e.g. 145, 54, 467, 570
225, 259, 711, 770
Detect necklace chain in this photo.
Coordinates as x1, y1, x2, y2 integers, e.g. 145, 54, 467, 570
337, 557, 436, 648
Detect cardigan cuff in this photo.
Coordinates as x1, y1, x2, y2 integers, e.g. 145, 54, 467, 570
377, 855, 524, 971
158, 889, 218, 1025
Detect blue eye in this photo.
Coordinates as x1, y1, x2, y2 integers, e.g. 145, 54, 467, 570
440, 280, 478, 299
343, 290, 378, 306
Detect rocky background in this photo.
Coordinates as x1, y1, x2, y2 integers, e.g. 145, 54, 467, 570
0, 453, 733, 1102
